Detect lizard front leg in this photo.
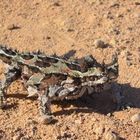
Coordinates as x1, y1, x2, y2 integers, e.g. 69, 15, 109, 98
25, 73, 54, 124
0, 65, 21, 108
37, 85, 78, 124
38, 85, 68, 124
38, 90, 53, 124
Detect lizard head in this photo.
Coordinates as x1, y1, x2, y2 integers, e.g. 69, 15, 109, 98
104, 53, 119, 81
0, 45, 17, 64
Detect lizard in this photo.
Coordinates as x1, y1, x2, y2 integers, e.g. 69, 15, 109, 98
0, 45, 122, 123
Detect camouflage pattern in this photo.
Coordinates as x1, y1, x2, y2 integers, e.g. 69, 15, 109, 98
0, 45, 122, 123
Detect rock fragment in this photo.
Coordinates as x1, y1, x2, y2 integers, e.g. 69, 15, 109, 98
105, 131, 119, 140
7, 24, 20, 30
135, 2, 140, 5
110, 2, 119, 8
131, 113, 140, 123
94, 39, 106, 48
12, 132, 23, 140
25, 117, 37, 127
95, 126, 105, 135
12, 135, 21, 140
39, 115, 53, 124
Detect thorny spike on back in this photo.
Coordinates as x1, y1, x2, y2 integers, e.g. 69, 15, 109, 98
0, 45, 16, 55
60, 50, 76, 60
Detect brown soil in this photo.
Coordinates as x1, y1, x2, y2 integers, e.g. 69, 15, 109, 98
0, 0, 140, 140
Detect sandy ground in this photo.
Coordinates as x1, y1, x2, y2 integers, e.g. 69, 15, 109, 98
0, 0, 140, 139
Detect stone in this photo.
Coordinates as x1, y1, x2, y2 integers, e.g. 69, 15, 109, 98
94, 39, 106, 48
107, 113, 113, 117
131, 113, 140, 123
20, 136, 30, 140
88, 0, 96, 5
25, 118, 37, 127
135, 2, 140, 5
105, 131, 119, 140
12, 133, 23, 140
94, 126, 105, 135
12, 135, 21, 140
110, 2, 119, 8
39, 115, 53, 124
7, 24, 20, 30
75, 119, 82, 124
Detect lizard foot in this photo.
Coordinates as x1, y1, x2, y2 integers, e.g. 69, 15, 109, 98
39, 114, 54, 124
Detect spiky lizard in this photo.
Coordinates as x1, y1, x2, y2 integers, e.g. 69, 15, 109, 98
0, 45, 122, 123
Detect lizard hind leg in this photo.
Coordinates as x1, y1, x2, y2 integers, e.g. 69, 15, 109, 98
0, 65, 21, 108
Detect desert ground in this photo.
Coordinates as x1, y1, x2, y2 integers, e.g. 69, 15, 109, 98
0, 0, 140, 140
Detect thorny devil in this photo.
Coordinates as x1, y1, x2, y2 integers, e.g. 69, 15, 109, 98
0, 45, 123, 124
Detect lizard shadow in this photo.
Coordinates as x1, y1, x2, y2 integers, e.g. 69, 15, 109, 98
3, 83, 140, 116
53, 83, 140, 116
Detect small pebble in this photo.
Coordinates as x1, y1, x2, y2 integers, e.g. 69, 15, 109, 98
39, 115, 53, 124
7, 24, 20, 30
105, 131, 119, 140
126, 61, 132, 66
94, 39, 106, 48
135, 2, 140, 5
12, 136, 19, 140
107, 113, 113, 117
91, 117, 97, 122
12, 134, 21, 140
14, 127, 22, 133
31, 126, 37, 135
110, 2, 119, 8
53, 1, 61, 6
88, 0, 96, 5
75, 119, 82, 124
112, 28, 120, 35
20, 136, 29, 140
131, 113, 140, 123
25, 118, 37, 127
94, 126, 105, 135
